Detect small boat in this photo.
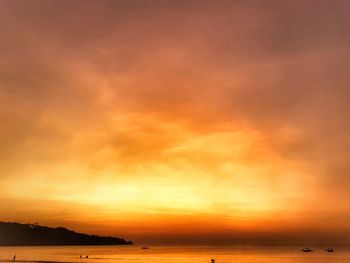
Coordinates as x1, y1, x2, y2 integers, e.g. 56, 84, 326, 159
302, 248, 312, 252
142, 246, 148, 250
326, 248, 334, 252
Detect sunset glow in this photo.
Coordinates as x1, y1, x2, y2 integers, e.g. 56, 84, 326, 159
1, 0, 350, 245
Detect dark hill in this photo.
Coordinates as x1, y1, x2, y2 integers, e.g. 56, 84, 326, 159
0, 222, 133, 246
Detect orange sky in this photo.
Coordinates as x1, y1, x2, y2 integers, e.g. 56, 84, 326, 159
1, 0, 350, 245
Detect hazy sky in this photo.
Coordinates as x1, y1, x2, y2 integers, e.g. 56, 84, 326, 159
1, 0, 350, 245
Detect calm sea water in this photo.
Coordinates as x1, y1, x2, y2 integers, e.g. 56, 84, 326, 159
0, 245, 349, 263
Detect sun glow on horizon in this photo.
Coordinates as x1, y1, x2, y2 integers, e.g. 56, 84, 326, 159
1, 113, 310, 225
1, 0, 350, 245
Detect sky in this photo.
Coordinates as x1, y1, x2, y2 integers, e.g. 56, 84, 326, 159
1, 0, 350, 245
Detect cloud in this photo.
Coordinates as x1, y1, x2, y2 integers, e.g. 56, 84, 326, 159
1, 0, 350, 244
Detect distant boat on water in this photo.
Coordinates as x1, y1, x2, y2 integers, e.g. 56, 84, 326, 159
142, 246, 148, 250
326, 248, 334, 252
302, 248, 312, 252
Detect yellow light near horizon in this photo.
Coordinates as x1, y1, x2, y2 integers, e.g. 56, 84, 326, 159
1, 115, 309, 227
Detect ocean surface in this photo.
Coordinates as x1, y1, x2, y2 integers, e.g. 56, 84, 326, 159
0, 245, 349, 263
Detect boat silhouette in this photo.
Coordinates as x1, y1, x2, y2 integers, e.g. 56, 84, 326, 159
302, 248, 312, 252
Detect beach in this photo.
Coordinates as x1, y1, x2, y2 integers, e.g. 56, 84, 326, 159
0, 245, 348, 263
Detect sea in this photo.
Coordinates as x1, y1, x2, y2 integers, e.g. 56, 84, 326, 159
0, 245, 349, 263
